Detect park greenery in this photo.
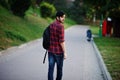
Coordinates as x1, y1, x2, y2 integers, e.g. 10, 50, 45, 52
0, 4, 76, 51
0, 0, 120, 80
40, 2, 56, 18
90, 25, 120, 80
94, 37, 120, 80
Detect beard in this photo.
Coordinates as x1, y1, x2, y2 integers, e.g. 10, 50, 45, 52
56, 17, 64, 23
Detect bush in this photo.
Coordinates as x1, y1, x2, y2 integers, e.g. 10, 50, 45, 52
5, 31, 27, 42
0, 0, 9, 9
40, 2, 56, 18
10, 0, 31, 17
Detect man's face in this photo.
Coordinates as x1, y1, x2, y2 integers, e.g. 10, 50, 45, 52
58, 15, 66, 23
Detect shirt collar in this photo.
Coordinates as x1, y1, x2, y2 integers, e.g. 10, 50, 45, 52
55, 19, 63, 24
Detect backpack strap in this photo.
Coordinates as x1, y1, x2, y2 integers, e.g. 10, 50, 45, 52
43, 50, 48, 64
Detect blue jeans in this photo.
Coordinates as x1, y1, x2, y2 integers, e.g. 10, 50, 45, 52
48, 52, 64, 80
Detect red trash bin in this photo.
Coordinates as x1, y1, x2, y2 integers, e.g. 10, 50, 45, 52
107, 17, 112, 36
102, 19, 107, 36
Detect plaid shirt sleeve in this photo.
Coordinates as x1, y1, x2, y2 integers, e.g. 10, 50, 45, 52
58, 24, 64, 43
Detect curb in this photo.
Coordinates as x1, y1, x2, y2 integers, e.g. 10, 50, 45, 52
91, 39, 112, 80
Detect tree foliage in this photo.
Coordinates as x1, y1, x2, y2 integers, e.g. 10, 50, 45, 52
84, 0, 120, 37
68, 0, 86, 24
36, 0, 43, 5
10, 0, 31, 17
0, 0, 31, 17
44, 0, 67, 12
84, 0, 120, 18
0, 0, 9, 9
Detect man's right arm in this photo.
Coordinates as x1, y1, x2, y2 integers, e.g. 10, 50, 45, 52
60, 42, 67, 59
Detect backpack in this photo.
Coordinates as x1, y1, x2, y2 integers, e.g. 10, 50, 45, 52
87, 29, 92, 38
42, 25, 50, 64
42, 25, 50, 50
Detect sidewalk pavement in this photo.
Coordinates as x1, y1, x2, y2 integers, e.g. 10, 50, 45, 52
0, 25, 111, 80
63, 25, 112, 80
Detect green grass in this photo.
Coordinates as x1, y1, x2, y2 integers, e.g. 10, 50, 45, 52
0, 5, 76, 51
64, 18, 76, 29
90, 24, 99, 35
90, 25, 120, 80
0, 6, 48, 50
94, 37, 120, 80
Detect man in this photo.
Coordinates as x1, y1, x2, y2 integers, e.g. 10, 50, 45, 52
48, 11, 67, 80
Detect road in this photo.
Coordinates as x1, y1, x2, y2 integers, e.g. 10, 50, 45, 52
0, 25, 104, 80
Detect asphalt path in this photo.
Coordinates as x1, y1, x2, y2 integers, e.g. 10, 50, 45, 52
0, 25, 104, 80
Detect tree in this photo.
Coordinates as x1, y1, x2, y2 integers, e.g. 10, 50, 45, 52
43, 0, 54, 4
10, 0, 31, 17
53, 0, 67, 11
68, 0, 86, 24
43, 0, 67, 12
0, 0, 10, 9
36, 0, 43, 5
84, 0, 120, 37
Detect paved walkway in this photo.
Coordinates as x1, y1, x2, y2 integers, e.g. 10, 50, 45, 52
63, 25, 104, 80
0, 25, 107, 80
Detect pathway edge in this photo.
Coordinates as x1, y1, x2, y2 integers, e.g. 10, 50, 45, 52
91, 39, 112, 80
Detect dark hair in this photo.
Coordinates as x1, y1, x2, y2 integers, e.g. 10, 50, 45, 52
56, 11, 65, 17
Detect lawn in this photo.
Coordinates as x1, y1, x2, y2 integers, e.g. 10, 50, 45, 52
90, 25, 120, 80
0, 5, 76, 51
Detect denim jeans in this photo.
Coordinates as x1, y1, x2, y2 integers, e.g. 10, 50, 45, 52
48, 52, 64, 80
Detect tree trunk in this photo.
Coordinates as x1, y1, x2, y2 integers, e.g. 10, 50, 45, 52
113, 17, 120, 38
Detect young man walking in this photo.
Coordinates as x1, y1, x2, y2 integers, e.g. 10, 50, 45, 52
48, 11, 67, 80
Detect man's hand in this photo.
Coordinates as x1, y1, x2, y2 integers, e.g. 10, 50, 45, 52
60, 42, 67, 59
64, 53, 67, 59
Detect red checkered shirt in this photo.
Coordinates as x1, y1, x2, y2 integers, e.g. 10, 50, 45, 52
48, 20, 65, 54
